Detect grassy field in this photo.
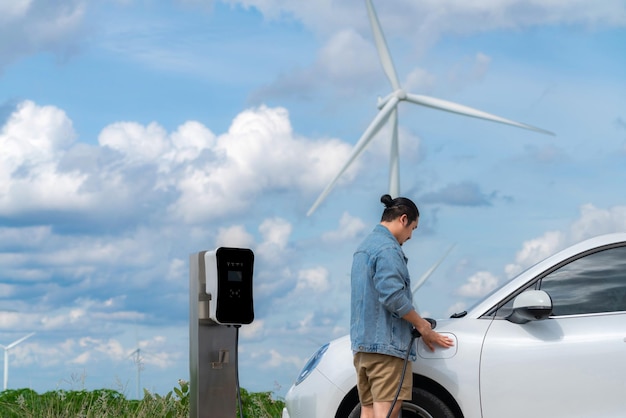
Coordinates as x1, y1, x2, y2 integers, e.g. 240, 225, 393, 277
0, 381, 285, 418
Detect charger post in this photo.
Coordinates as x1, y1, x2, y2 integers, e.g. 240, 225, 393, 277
189, 247, 254, 418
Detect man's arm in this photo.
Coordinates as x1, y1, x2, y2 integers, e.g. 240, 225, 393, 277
402, 310, 454, 351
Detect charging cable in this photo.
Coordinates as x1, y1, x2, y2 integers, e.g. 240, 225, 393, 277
386, 318, 437, 418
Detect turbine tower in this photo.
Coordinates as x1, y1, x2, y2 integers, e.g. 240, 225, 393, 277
0, 332, 35, 391
129, 347, 144, 399
307, 0, 554, 216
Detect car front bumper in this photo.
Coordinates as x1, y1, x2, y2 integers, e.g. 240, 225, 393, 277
283, 365, 348, 418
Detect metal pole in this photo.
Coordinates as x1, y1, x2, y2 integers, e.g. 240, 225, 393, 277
190, 252, 238, 418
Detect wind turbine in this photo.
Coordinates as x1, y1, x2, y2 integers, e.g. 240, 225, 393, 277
128, 347, 144, 399
128, 326, 146, 399
307, 0, 554, 216
0, 332, 35, 391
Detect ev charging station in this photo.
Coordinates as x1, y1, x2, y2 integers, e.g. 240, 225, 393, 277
189, 247, 254, 418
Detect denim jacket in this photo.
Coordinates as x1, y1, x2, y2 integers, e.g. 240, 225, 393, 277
350, 224, 416, 361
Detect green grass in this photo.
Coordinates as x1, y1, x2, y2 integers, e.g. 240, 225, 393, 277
0, 380, 285, 418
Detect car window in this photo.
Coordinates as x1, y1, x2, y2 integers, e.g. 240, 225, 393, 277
539, 245, 626, 316
493, 244, 626, 318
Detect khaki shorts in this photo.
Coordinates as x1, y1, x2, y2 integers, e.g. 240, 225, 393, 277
353, 352, 413, 405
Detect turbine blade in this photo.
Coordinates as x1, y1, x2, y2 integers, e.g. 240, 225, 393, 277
388, 108, 400, 197
412, 244, 456, 299
6, 332, 35, 350
405, 93, 555, 135
365, 0, 401, 90
307, 96, 400, 216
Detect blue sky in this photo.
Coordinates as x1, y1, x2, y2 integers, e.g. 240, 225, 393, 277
1, 0, 625, 399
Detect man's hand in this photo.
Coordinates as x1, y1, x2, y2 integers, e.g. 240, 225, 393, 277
420, 327, 454, 352
404, 311, 455, 352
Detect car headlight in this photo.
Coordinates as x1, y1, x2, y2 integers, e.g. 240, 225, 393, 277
294, 342, 329, 386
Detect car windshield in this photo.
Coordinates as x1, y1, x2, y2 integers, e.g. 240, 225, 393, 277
461, 260, 545, 317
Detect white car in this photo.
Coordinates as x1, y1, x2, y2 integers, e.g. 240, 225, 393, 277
283, 233, 626, 418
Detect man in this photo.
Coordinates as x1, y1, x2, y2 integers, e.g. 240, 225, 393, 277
351, 194, 454, 418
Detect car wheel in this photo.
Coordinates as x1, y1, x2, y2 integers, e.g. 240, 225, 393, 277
346, 387, 455, 418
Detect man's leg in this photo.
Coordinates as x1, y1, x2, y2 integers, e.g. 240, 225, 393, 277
373, 401, 402, 418
360, 403, 374, 418
359, 401, 402, 418
355, 353, 410, 418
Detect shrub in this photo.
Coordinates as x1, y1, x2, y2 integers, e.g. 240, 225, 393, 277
0, 380, 285, 418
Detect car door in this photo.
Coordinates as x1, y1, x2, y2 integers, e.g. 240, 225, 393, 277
479, 244, 626, 418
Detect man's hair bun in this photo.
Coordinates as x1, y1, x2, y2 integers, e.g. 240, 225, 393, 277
380, 194, 394, 208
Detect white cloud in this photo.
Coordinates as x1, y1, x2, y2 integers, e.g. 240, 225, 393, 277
257, 217, 293, 263
505, 204, 626, 278
240, 319, 265, 340
26, 339, 77, 367
42, 310, 85, 330
457, 270, 499, 298
259, 217, 292, 249
403, 67, 437, 94
296, 312, 314, 333
0, 101, 90, 215
166, 258, 187, 282
568, 204, 626, 242
0, 226, 52, 248
269, 349, 301, 368
99, 120, 217, 174
505, 230, 564, 278
0, 311, 25, 327
295, 267, 330, 293
38, 297, 145, 332
233, 0, 626, 35
0, 101, 356, 224
99, 121, 171, 165
66, 334, 176, 368
78, 336, 126, 360
168, 105, 355, 222
2, 100, 75, 157
248, 0, 626, 108
258, 348, 302, 370
137, 335, 179, 368
216, 225, 255, 249
166, 121, 217, 166
69, 350, 91, 365
256, 27, 381, 98
318, 29, 378, 82
322, 212, 366, 242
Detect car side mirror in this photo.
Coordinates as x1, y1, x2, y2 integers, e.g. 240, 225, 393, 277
507, 290, 553, 324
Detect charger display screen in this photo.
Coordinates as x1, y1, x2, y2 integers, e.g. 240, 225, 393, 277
228, 270, 243, 282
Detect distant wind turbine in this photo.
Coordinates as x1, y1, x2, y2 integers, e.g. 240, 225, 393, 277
307, 0, 554, 216
128, 326, 146, 400
128, 347, 144, 399
0, 332, 35, 391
